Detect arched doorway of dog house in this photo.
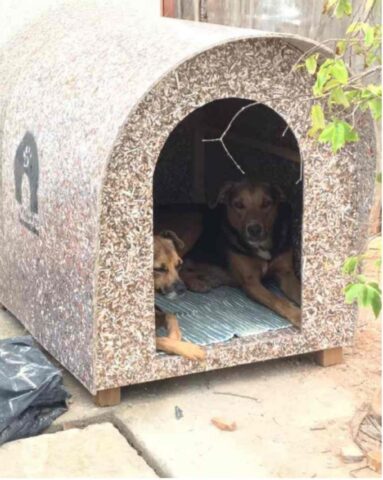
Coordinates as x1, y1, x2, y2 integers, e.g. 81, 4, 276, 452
153, 98, 303, 355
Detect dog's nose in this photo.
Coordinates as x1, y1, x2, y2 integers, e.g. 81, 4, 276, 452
247, 222, 262, 239
174, 280, 187, 295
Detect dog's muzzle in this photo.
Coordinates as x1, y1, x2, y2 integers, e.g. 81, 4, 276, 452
246, 222, 264, 242
162, 280, 187, 299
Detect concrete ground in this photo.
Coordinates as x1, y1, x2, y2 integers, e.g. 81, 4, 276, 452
0, 423, 156, 478
0, 305, 381, 478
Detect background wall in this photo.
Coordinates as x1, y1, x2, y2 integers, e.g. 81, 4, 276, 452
162, 0, 381, 43
0, 0, 160, 49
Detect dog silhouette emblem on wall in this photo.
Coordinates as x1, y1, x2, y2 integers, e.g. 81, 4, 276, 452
14, 132, 39, 234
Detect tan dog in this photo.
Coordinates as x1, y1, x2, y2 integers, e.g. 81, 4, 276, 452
153, 228, 205, 361
181, 179, 301, 327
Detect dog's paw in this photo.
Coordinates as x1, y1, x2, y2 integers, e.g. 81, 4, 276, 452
156, 337, 206, 362
185, 276, 211, 293
177, 342, 206, 362
287, 306, 301, 327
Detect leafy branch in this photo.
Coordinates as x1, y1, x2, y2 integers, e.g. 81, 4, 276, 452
297, 0, 381, 153
342, 238, 382, 317
301, 0, 381, 319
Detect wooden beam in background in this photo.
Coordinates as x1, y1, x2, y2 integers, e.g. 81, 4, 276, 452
161, 0, 176, 17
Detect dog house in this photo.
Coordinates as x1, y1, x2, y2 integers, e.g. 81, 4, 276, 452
0, 1, 376, 403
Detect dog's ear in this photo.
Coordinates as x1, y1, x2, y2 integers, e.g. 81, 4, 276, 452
272, 201, 293, 255
159, 230, 185, 253
209, 182, 235, 209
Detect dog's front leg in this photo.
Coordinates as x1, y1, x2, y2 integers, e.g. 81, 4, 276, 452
164, 313, 182, 341
155, 337, 206, 361
155, 309, 182, 341
229, 253, 301, 327
268, 250, 301, 306
275, 271, 301, 306
244, 280, 301, 327
155, 309, 205, 360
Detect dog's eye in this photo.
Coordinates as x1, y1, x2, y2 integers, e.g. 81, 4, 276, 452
233, 200, 245, 210
154, 265, 168, 273
262, 199, 272, 209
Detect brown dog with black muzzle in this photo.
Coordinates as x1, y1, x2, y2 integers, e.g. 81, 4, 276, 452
153, 227, 205, 361
183, 178, 301, 327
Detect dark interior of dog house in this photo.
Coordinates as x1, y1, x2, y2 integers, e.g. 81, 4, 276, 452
154, 98, 303, 347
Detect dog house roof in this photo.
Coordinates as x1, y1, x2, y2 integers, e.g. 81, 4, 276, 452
0, 0, 376, 393
0, 0, 320, 182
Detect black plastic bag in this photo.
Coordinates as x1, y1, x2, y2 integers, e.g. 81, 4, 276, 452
0, 336, 70, 445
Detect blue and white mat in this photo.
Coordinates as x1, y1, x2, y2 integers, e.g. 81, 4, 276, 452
155, 284, 291, 346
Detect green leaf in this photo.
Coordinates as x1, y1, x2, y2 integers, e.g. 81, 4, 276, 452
334, 0, 352, 18
368, 98, 382, 119
345, 90, 361, 103
305, 54, 318, 75
367, 84, 382, 96
336, 40, 346, 55
344, 282, 382, 317
357, 274, 367, 283
313, 62, 332, 96
319, 119, 359, 152
331, 60, 349, 84
364, 25, 375, 47
330, 87, 350, 107
345, 283, 365, 304
365, 283, 382, 317
344, 282, 354, 293
376, 172, 382, 183
323, 0, 338, 14
371, 291, 382, 317
323, 79, 342, 92
342, 256, 359, 274
367, 282, 381, 294
346, 22, 364, 35
309, 104, 326, 137
314, 59, 348, 95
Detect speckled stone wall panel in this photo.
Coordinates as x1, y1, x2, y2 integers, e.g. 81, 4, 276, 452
0, 1, 375, 394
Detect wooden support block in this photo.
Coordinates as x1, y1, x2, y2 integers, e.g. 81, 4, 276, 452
94, 387, 121, 407
314, 347, 343, 367
367, 450, 382, 474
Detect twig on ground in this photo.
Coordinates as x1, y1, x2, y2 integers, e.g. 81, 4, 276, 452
213, 391, 261, 402
349, 465, 371, 478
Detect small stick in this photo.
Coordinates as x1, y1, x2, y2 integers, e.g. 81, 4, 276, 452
349, 465, 371, 478
213, 391, 260, 402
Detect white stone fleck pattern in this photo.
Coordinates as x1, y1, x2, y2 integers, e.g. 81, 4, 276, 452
0, 1, 376, 394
